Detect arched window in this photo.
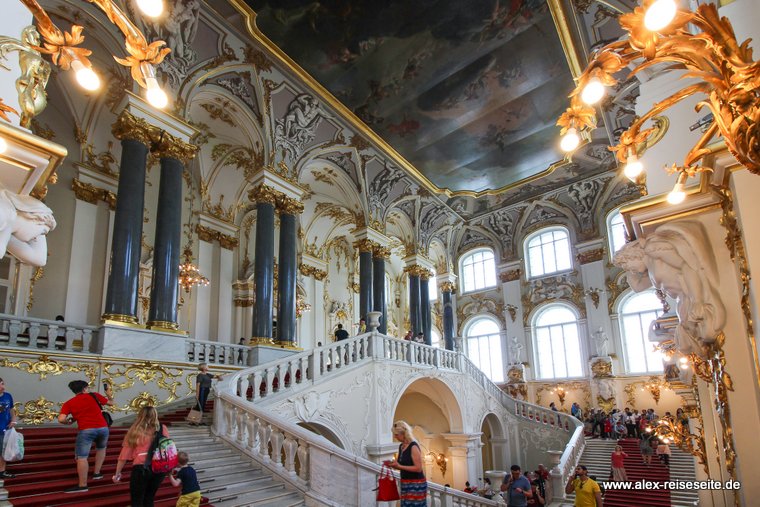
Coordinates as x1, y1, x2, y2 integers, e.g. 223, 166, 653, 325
619, 291, 664, 373
465, 317, 504, 382
608, 211, 627, 258
460, 249, 497, 293
526, 228, 572, 278
533, 304, 583, 379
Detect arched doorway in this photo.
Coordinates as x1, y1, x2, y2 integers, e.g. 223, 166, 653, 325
392, 377, 466, 487
480, 413, 507, 476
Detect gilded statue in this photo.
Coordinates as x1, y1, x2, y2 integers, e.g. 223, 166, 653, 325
0, 26, 51, 127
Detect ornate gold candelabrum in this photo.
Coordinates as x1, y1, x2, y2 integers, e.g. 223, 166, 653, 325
178, 246, 209, 294
551, 386, 567, 407
557, 0, 760, 201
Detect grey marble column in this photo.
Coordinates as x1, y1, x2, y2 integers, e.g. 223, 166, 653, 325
373, 247, 389, 334
276, 197, 303, 346
103, 113, 152, 323
442, 283, 455, 350
420, 271, 432, 345
250, 185, 278, 344
147, 154, 185, 329
357, 240, 375, 323
408, 268, 422, 337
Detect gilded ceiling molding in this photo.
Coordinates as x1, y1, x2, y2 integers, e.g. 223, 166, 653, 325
248, 183, 280, 205
299, 264, 327, 281
111, 110, 155, 146
72, 179, 116, 209
576, 248, 605, 265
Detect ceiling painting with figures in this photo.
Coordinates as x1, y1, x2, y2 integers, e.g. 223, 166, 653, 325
246, 0, 577, 193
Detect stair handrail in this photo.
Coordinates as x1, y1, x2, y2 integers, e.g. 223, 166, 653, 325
214, 385, 499, 507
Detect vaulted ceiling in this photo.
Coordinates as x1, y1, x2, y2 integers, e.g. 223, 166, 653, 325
246, 0, 576, 193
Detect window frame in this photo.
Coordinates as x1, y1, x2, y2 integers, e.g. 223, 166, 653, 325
617, 290, 665, 375
458, 248, 498, 294
607, 210, 627, 260
531, 303, 585, 380
463, 315, 505, 383
524, 227, 573, 279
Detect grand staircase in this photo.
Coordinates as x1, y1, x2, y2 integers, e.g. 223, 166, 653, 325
573, 437, 699, 507
3, 401, 304, 507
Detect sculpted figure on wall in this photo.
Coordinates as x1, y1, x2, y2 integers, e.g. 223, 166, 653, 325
0, 185, 57, 266
144, 0, 201, 85
614, 221, 725, 357
276, 94, 326, 161
593, 327, 609, 357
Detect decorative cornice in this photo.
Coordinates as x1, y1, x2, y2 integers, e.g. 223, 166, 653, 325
111, 110, 155, 146
499, 269, 521, 283
196, 224, 239, 250
248, 184, 280, 206
299, 264, 327, 281
373, 245, 391, 260
277, 195, 304, 215
353, 238, 377, 253
403, 264, 428, 278
440, 281, 456, 293
419, 268, 433, 281
152, 132, 199, 164
72, 179, 116, 210
576, 248, 605, 265
234, 298, 254, 307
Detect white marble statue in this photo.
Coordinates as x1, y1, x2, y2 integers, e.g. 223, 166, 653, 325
593, 327, 609, 357
0, 187, 56, 266
614, 221, 725, 356
510, 336, 523, 364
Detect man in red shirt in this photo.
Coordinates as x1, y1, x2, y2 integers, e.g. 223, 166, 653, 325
57, 380, 113, 493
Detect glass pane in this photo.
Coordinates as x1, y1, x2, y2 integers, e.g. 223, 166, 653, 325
0, 286, 7, 313
550, 325, 568, 378
555, 237, 572, 271
623, 314, 647, 373
469, 318, 500, 337
463, 264, 475, 292
564, 324, 583, 377
529, 245, 544, 277
489, 334, 504, 382
543, 243, 557, 273
536, 328, 553, 378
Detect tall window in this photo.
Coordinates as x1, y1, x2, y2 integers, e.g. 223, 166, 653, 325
608, 211, 627, 257
460, 249, 497, 293
526, 228, 572, 278
465, 317, 504, 382
619, 291, 664, 373
533, 305, 583, 379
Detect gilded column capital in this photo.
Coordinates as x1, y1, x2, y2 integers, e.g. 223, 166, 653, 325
440, 281, 456, 293
248, 184, 280, 206
72, 179, 116, 210
419, 268, 433, 281
111, 110, 155, 146
403, 264, 427, 277
373, 245, 391, 259
196, 224, 216, 243
277, 195, 304, 215
152, 132, 199, 164
353, 238, 377, 253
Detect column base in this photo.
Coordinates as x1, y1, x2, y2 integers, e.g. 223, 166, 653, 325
274, 340, 302, 350
102, 313, 140, 326
250, 336, 275, 346
147, 320, 185, 334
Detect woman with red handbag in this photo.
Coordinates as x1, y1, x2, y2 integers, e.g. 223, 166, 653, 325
384, 421, 427, 506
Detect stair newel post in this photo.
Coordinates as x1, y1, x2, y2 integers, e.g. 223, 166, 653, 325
259, 422, 272, 462
283, 433, 298, 475
270, 428, 284, 467
296, 439, 310, 483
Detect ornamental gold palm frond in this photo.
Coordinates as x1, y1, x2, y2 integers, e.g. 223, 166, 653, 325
559, 1, 760, 187
114, 39, 170, 88
34, 24, 93, 70
0, 98, 20, 122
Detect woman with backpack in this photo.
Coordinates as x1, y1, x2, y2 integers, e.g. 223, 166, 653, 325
113, 406, 172, 506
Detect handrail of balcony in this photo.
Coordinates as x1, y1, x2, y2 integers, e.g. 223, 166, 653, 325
0, 313, 98, 354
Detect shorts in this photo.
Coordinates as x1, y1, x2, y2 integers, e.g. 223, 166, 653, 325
176, 490, 202, 507
75, 427, 109, 459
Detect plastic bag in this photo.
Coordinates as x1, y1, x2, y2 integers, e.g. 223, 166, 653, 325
2, 427, 24, 462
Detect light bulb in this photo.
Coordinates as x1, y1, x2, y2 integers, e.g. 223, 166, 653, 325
623, 154, 644, 180
0, 137, 7, 154
581, 77, 605, 105
679, 357, 688, 364
645, 0, 677, 31
71, 59, 100, 91
680, 363, 689, 370
145, 77, 169, 109
560, 128, 580, 152
137, 0, 164, 17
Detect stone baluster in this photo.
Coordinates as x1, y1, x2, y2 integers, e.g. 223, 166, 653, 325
283, 434, 298, 475
250, 416, 261, 455
259, 422, 272, 461
270, 429, 284, 466
297, 440, 309, 482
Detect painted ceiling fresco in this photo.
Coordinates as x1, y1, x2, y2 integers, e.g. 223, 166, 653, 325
248, 0, 575, 193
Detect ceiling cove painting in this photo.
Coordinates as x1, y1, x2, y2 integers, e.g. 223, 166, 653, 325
247, 0, 576, 193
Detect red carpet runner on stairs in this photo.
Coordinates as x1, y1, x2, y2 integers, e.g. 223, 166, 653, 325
4, 402, 215, 507
603, 438, 672, 507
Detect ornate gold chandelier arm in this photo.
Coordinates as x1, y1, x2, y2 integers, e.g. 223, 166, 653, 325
19, 0, 92, 70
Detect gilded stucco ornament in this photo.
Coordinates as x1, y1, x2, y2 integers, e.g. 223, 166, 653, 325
111, 110, 155, 146
440, 281, 456, 294
499, 269, 521, 283
0, 25, 51, 127
248, 184, 280, 206
104, 361, 183, 404
152, 132, 199, 164
0, 355, 96, 382
590, 358, 612, 378
14, 396, 58, 425
353, 238, 377, 253
299, 264, 327, 281
276, 196, 304, 216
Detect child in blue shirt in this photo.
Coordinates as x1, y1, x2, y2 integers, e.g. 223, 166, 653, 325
169, 451, 201, 507
0, 377, 18, 479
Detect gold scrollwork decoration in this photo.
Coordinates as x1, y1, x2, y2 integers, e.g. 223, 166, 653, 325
14, 396, 59, 425
104, 361, 183, 403
0, 355, 96, 382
